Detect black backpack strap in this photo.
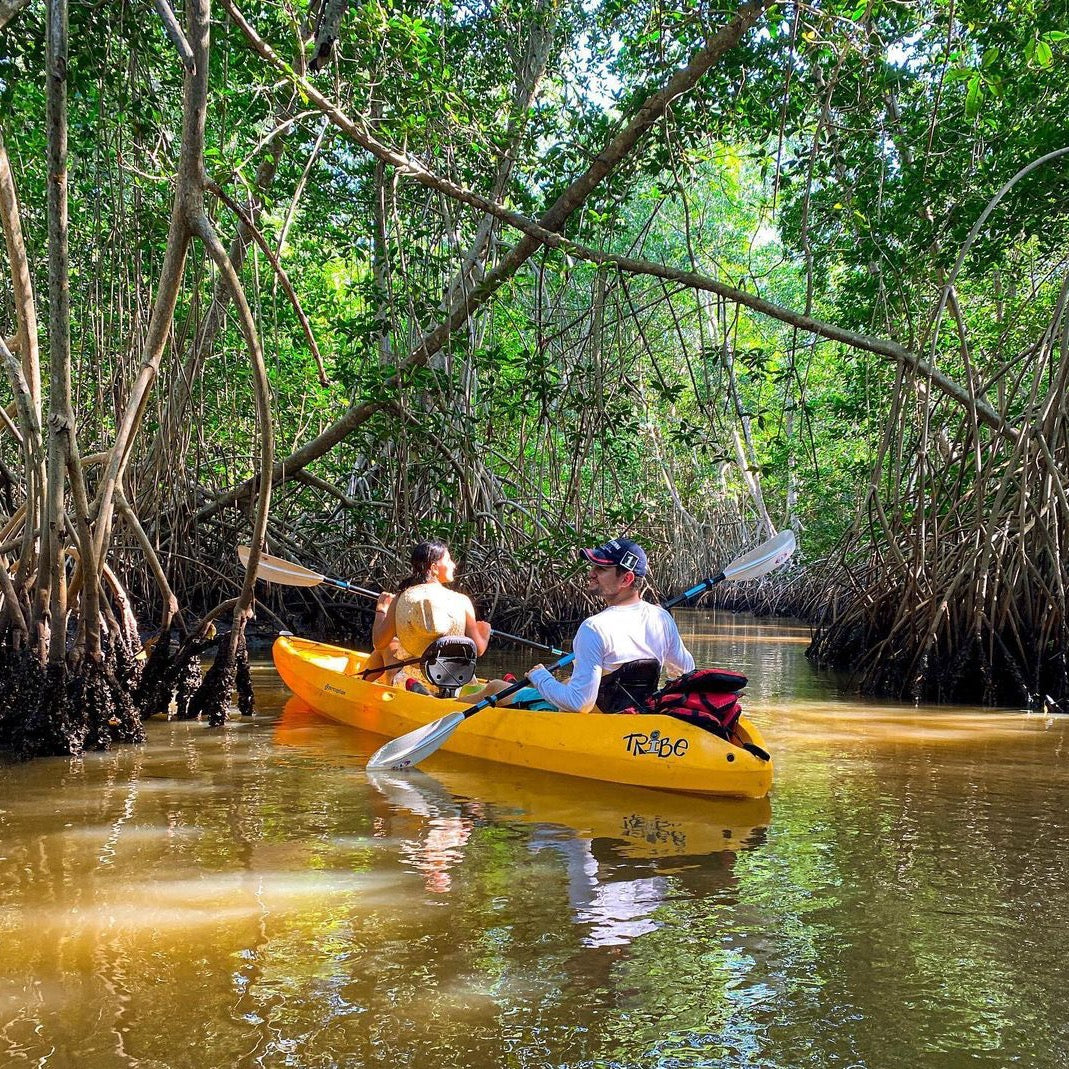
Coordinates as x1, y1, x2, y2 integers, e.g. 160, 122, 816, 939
597, 658, 661, 714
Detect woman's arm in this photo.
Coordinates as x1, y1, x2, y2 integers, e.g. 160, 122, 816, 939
372, 592, 397, 651
463, 596, 491, 655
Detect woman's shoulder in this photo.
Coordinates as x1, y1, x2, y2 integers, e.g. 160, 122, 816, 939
447, 587, 475, 611
400, 582, 469, 607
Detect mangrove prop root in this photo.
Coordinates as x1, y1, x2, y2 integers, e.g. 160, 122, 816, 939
235, 631, 254, 717
171, 634, 221, 720
173, 654, 203, 720
20, 662, 83, 760
73, 660, 118, 753
187, 649, 237, 727
808, 585, 1069, 712
104, 637, 145, 745
111, 632, 143, 700
0, 631, 149, 757
134, 627, 177, 719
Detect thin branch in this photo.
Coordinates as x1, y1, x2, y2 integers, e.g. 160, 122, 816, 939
0, 0, 31, 32
207, 178, 329, 384
152, 0, 196, 73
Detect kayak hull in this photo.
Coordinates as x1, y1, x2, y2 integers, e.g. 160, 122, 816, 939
272, 635, 774, 799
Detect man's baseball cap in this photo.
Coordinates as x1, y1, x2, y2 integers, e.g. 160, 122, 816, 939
579, 537, 648, 577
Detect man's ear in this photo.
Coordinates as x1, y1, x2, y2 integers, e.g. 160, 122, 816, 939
621, 570, 636, 587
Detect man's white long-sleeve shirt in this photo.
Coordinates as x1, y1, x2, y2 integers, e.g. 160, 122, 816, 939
527, 600, 694, 713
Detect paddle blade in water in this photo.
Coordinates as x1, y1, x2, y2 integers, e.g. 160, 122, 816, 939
365, 711, 467, 771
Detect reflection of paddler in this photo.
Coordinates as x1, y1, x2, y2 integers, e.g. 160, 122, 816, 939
367, 770, 478, 894
364, 763, 754, 948
274, 697, 771, 862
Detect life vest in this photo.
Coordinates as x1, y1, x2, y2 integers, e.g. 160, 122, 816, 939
618, 668, 749, 741
394, 584, 467, 657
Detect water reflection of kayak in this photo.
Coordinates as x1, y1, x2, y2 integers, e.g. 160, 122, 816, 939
273, 635, 774, 798
275, 697, 771, 861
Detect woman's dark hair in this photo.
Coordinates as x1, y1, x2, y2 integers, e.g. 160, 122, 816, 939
398, 539, 449, 591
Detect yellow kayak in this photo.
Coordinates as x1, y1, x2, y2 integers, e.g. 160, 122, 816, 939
272, 635, 774, 799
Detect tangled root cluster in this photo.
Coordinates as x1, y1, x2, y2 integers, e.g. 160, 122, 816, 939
0, 621, 259, 760
0, 639, 146, 760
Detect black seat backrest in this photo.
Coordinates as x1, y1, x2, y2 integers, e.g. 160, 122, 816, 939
420, 636, 478, 697
596, 658, 661, 713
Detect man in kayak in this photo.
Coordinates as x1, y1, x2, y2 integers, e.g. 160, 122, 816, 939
522, 538, 695, 713
458, 537, 693, 712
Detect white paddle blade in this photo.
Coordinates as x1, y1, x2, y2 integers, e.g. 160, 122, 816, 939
722, 529, 796, 582
366, 711, 467, 771
237, 545, 325, 588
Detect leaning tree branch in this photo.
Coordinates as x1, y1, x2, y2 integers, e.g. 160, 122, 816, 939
115, 487, 183, 632
0, 0, 31, 32
89, 0, 213, 563
191, 210, 275, 648
202, 0, 775, 519
152, 0, 196, 72
0, 127, 41, 413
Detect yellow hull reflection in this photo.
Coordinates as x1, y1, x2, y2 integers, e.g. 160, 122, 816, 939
275, 697, 772, 861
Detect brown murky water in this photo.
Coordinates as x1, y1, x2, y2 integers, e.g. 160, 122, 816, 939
1, 612, 1067, 1068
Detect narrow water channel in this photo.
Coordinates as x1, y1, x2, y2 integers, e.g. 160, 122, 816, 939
1, 612, 1066, 1068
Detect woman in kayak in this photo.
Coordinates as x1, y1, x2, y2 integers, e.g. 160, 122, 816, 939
363, 539, 490, 686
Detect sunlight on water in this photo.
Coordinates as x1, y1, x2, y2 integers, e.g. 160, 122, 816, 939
0, 614, 1066, 1068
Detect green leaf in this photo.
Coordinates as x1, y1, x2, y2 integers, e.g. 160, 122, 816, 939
1034, 40, 1053, 68
965, 73, 983, 119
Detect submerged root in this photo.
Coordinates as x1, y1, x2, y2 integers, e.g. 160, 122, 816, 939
174, 653, 204, 720
103, 636, 145, 745
72, 659, 118, 753
0, 635, 145, 759
14, 661, 83, 760
0, 649, 51, 757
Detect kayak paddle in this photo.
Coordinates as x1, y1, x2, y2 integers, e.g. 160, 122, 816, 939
237, 545, 564, 657
663, 528, 796, 608
365, 650, 575, 770
365, 529, 798, 772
